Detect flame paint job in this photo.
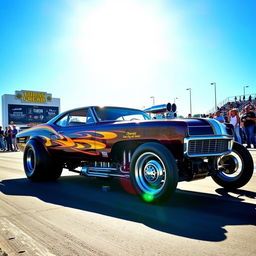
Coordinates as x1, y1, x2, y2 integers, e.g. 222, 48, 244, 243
18, 124, 58, 135
18, 124, 119, 156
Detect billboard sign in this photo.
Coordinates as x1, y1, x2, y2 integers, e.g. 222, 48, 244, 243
8, 104, 59, 125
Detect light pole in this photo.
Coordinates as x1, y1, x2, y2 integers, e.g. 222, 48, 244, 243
210, 82, 217, 111
243, 85, 249, 97
186, 88, 192, 116
150, 96, 155, 106
174, 97, 178, 103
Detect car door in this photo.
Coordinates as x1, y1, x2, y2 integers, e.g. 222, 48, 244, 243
51, 108, 97, 157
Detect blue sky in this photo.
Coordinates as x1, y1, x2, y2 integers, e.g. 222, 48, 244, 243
0, 0, 255, 119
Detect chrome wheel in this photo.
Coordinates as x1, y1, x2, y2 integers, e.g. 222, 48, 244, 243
26, 148, 36, 174
217, 151, 243, 181
134, 152, 167, 195
130, 142, 178, 203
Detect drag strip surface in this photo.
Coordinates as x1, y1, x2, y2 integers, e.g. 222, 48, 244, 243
0, 152, 255, 255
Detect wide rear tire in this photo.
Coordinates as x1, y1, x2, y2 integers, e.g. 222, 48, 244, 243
212, 142, 254, 189
130, 142, 178, 203
24, 140, 63, 181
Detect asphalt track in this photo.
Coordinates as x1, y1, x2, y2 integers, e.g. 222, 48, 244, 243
0, 151, 255, 255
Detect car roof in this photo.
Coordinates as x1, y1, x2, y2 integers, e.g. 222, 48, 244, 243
47, 106, 144, 124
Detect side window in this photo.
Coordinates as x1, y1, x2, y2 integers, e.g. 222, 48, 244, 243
68, 115, 87, 125
56, 114, 69, 127
56, 108, 95, 127
86, 109, 94, 123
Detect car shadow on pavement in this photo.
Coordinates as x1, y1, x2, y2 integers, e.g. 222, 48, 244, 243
1, 175, 255, 242
215, 187, 256, 200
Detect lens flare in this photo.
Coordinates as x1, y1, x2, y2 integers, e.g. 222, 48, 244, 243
142, 193, 154, 202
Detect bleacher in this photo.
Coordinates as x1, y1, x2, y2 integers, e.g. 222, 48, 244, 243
207, 94, 256, 117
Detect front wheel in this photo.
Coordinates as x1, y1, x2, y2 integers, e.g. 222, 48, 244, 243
130, 143, 178, 203
212, 142, 254, 189
24, 140, 63, 181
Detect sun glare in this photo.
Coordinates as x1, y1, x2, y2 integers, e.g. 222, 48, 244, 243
67, 0, 168, 86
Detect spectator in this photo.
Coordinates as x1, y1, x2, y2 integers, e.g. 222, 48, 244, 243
0, 126, 5, 151
240, 105, 256, 148
4, 127, 8, 150
228, 109, 242, 143
214, 110, 225, 123
12, 125, 18, 151
5, 126, 13, 151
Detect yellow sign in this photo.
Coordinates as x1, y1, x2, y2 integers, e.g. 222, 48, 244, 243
22, 91, 47, 103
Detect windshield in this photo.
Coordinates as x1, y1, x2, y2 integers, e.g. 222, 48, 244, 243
94, 107, 151, 122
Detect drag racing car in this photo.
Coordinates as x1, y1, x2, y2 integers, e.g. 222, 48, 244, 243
16, 105, 254, 203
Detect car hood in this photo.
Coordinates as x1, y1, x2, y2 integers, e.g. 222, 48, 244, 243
109, 117, 229, 137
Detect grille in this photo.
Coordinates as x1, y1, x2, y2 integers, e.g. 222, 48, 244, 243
188, 139, 229, 155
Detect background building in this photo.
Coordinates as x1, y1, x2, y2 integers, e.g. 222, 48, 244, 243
2, 90, 60, 129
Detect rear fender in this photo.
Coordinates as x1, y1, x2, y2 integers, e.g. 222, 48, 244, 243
29, 136, 50, 153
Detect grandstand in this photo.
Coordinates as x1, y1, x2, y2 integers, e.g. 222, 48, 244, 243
207, 93, 256, 116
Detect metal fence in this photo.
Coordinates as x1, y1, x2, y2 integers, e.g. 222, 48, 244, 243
207, 93, 256, 114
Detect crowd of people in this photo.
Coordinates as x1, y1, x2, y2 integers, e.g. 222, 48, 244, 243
0, 125, 19, 152
202, 96, 256, 149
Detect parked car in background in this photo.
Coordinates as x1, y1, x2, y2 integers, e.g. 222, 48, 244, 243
17, 106, 254, 203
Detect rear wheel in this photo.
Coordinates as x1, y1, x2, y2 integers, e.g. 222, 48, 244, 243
130, 143, 178, 203
24, 140, 62, 181
212, 142, 253, 189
